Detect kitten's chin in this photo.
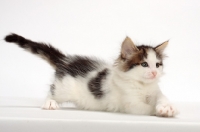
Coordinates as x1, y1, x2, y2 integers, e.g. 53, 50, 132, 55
142, 77, 159, 84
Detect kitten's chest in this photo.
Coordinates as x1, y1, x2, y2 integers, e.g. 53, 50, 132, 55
125, 86, 157, 105
143, 91, 154, 104
139, 88, 157, 105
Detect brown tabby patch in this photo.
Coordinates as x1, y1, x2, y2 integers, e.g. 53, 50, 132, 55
117, 45, 163, 71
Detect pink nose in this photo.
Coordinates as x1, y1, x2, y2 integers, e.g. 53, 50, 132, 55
152, 71, 157, 77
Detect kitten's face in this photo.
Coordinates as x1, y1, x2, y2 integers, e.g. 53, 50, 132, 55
127, 49, 163, 83
117, 37, 168, 84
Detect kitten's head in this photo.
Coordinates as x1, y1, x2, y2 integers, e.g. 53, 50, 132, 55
116, 37, 168, 84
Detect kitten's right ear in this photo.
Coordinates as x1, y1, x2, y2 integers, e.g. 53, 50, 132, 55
121, 37, 139, 60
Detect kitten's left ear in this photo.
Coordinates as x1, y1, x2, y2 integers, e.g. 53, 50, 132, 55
155, 40, 169, 53
121, 37, 139, 60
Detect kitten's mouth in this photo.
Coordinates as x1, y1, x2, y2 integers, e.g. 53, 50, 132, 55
145, 76, 156, 80
142, 76, 157, 84
144, 73, 157, 80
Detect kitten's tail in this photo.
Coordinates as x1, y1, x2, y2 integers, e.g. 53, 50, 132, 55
4, 33, 66, 69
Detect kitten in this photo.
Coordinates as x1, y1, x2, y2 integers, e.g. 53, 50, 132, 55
4, 33, 178, 117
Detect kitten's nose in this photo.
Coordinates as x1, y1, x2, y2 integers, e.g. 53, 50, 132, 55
152, 71, 157, 77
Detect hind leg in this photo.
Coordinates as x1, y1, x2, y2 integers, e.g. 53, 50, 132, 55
42, 97, 60, 110
42, 84, 60, 110
42, 100, 59, 110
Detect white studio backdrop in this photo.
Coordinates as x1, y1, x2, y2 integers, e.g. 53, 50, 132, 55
0, 0, 200, 105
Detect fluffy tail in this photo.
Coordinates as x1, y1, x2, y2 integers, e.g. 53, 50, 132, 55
4, 33, 66, 69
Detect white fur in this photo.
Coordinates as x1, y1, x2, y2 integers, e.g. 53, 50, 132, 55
42, 50, 178, 117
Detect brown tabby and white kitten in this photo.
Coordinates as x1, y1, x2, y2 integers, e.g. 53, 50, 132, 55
4, 33, 178, 117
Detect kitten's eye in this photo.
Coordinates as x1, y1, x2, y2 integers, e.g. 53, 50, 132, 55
141, 62, 148, 67
156, 63, 161, 68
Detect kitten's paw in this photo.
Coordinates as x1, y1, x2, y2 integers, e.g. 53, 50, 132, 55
156, 103, 178, 117
42, 100, 59, 110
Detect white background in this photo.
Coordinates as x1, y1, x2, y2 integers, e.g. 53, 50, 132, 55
0, 0, 200, 104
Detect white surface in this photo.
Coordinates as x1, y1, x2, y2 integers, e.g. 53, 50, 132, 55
0, 1, 200, 131
1, 102, 200, 132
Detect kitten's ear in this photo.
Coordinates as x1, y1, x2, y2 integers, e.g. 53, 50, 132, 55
121, 37, 139, 59
155, 40, 169, 53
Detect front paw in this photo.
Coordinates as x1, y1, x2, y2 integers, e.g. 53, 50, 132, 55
156, 103, 178, 117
